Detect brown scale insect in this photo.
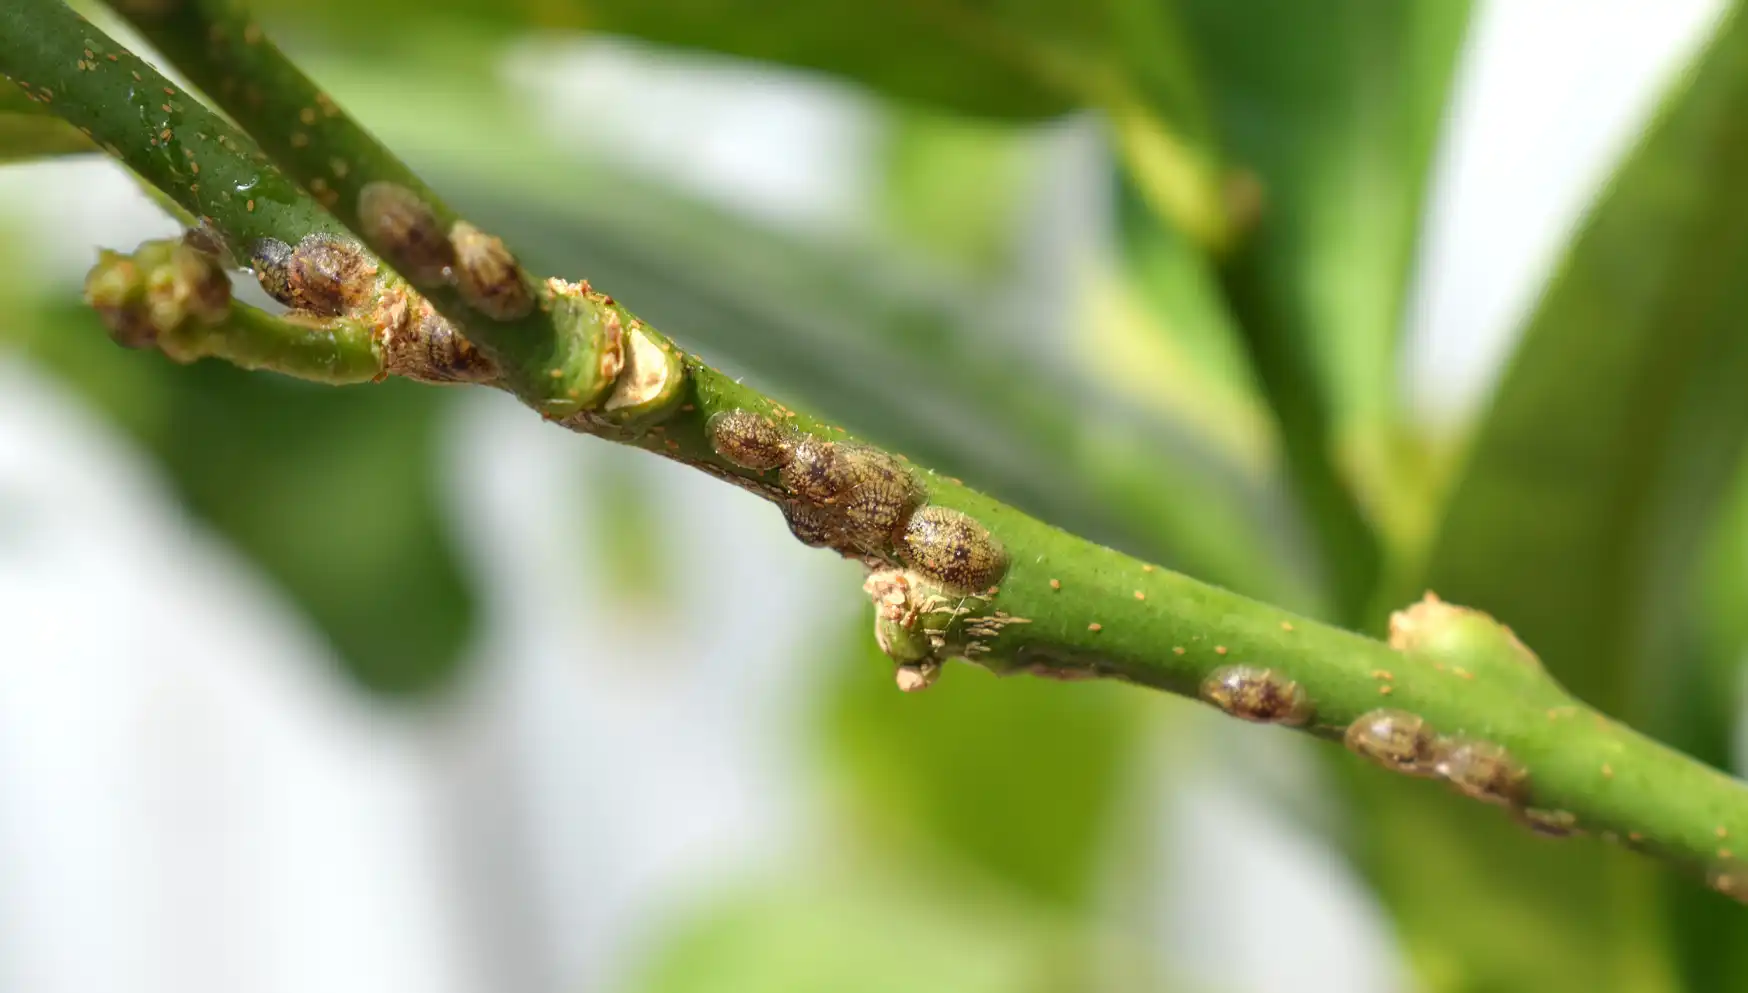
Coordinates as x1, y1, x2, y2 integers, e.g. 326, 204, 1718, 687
1200, 665, 1314, 726
779, 436, 860, 505
1432, 737, 1528, 808
381, 302, 498, 384
450, 221, 532, 321
357, 181, 454, 285
832, 448, 923, 550
782, 501, 839, 549
898, 505, 1008, 593
1344, 709, 1439, 776
250, 234, 373, 317
707, 410, 793, 470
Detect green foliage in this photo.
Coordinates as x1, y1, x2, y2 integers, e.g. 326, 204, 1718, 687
629, 872, 1085, 993
1385, 9, 1748, 987
824, 619, 1144, 909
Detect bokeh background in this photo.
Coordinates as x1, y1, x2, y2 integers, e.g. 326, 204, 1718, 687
1, 1, 1743, 991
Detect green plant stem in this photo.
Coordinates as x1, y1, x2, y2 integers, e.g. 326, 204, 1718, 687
183, 301, 378, 379
0, 9, 341, 252
6, 0, 1748, 897
102, 0, 655, 415
83, 237, 384, 379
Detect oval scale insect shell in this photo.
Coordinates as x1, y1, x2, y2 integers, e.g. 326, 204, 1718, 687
707, 410, 792, 470
780, 436, 859, 505
357, 181, 454, 285
251, 234, 373, 316
1200, 665, 1314, 726
450, 221, 533, 321
1344, 709, 1439, 776
1434, 738, 1528, 808
834, 447, 923, 550
782, 501, 840, 549
898, 505, 1008, 593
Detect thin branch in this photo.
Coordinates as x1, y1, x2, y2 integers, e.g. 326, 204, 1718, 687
5, 0, 1748, 900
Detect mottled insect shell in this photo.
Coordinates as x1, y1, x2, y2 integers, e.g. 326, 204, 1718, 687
450, 221, 533, 321
1344, 709, 1439, 776
1432, 737, 1528, 808
834, 447, 924, 551
357, 181, 454, 285
898, 506, 1009, 593
782, 501, 840, 549
708, 410, 793, 470
1200, 665, 1313, 726
380, 302, 499, 384
249, 238, 296, 304
250, 234, 373, 317
780, 436, 861, 505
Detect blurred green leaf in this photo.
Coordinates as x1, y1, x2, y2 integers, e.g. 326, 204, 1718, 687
17, 301, 476, 697
1373, 5, 1748, 990
876, 109, 1030, 275
629, 870, 1087, 993
821, 614, 1145, 911
1168, 0, 1473, 623
252, 0, 1240, 244
258, 0, 1202, 123
1339, 764, 1675, 993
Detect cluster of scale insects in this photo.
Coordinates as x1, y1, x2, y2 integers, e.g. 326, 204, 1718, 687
707, 408, 1008, 593
1199, 665, 1576, 832
248, 225, 497, 384
708, 408, 1013, 690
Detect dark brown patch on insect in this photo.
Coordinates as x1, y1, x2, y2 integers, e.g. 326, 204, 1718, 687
1344, 709, 1439, 776
450, 221, 532, 321
1432, 737, 1528, 808
779, 436, 859, 505
782, 501, 839, 549
1200, 665, 1313, 726
707, 410, 793, 470
898, 506, 1008, 593
357, 181, 453, 285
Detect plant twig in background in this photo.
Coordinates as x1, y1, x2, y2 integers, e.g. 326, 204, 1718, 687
4, 0, 1748, 902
